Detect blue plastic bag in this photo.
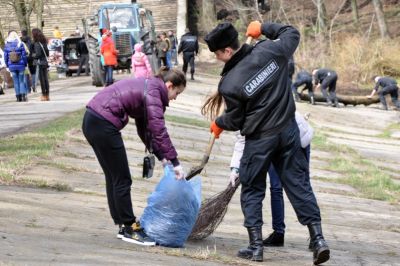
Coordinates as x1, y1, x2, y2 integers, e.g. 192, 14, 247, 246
140, 166, 201, 247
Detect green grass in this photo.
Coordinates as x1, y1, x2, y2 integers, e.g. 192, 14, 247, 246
0, 109, 208, 188
377, 122, 400, 138
313, 131, 400, 202
165, 114, 209, 128
0, 109, 85, 184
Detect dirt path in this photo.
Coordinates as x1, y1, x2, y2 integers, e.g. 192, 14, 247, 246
1, 74, 400, 265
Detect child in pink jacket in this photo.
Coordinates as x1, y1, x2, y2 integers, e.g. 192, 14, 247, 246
131, 43, 152, 78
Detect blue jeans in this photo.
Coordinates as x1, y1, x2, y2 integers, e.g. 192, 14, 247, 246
170, 48, 178, 65
268, 145, 311, 234
105, 66, 113, 85
11, 70, 26, 96
166, 51, 172, 68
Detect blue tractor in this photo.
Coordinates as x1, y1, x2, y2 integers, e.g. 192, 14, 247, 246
82, 1, 157, 86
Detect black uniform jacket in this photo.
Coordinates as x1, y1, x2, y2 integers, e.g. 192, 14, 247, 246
215, 23, 300, 138
374, 77, 397, 91
297, 71, 312, 82
178, 33, 199, 54
314, 68, 336, 85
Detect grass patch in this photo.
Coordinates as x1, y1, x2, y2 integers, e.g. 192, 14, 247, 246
377, 122, 400, 138
313, 130, 400, 202
16, 177, 72, 191
0, 109, 85, 185
312, 130, 356, 154
38, 160, 88, 173
165, 114, 209, 128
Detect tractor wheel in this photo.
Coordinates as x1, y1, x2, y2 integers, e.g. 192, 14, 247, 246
87, 37, 105, 87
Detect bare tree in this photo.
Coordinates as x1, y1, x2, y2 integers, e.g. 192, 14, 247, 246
0, 20, 5, 47
36, 0, 44, 30
371, 0, 390, 38
313, 0, 328, 34
351, 0, 359, 26
4, 0, 37, 33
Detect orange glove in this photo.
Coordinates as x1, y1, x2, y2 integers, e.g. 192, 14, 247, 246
210, 121, 224, 139
246, 21, 262, 39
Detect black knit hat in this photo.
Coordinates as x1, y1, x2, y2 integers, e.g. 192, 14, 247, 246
204, 22, 239, 52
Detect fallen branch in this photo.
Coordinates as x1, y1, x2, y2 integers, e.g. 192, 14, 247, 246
299, 93, 380, 106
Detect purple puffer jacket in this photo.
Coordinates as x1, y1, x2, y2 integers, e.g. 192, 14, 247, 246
87, 77, 178, 162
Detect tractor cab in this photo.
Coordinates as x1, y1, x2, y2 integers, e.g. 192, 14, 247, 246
82, 2, 157, 86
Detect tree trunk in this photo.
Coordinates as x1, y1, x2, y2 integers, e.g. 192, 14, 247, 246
0, 20, 5, 47
176, 0, 187, 42
351, 0, 359, 26
372, 0, 390, 38
36, 0, 44, 30
14, 0, 30, 32
316, 0, 328, 34
299, 93, 380, 106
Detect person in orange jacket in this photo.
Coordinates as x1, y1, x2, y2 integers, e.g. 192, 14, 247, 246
101, 30, 118, 86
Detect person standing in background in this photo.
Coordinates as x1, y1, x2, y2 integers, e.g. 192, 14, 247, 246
53, 26, 63, 39
168, 30, 178, 66
77, 35, 89, 76
157, 34, 168, 68
4, 30, 28, 102
20, 29, 33, 93
100, 30, 118, 86
32, 28, 50, 101
161, 32, 171, 68
178, 28, 198, 81
131, 43, 152, 78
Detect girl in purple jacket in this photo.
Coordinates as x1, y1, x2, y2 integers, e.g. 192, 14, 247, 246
82, 67, 186, 246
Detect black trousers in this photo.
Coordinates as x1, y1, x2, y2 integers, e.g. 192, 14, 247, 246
77, 54, 89, 76
239, 118, 321, 228
321, 75, 337, 102
378, 85, 400, 108
182, 52, 195, 75
82, 110, 136, 226
38, 66, 49, 96
292, 78, 314, 97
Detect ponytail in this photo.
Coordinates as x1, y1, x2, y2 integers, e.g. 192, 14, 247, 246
156, 67, 186, 88
201, 91, 224, 121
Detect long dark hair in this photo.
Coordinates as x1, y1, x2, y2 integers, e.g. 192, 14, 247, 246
31, 28, 47, 44
156, 66, 186, 88
201, 91, 224, 121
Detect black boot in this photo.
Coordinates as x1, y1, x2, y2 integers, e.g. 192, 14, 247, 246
16, 95, 22, 102
308, 223, 330, 265
263, 231, 284, 247
22, 94, 27, 102
190, 73, 195, 80
237, 227, 263, 262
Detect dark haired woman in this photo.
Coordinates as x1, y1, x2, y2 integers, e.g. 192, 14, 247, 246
31, 28, 50, 101
82, 67, 187, 246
